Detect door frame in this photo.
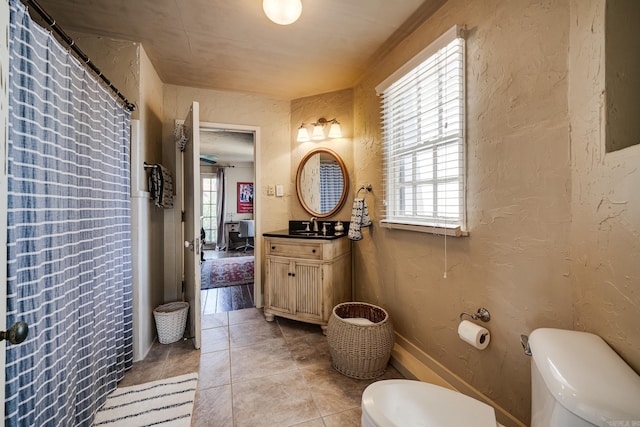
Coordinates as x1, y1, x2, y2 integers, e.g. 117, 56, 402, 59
199, 121, 262, 308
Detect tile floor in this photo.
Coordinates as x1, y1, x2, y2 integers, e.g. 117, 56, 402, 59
120, 308, 403, 426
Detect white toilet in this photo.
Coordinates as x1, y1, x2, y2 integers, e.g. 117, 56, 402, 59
362, 328, 640, 427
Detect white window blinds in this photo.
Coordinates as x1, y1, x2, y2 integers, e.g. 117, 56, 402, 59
377, 25, 466, 233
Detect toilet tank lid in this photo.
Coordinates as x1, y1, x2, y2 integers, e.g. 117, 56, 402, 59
529, 328, 640, 426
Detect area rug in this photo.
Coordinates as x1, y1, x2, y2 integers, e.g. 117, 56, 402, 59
93, 373, 198, 427
201, 256, 254, 289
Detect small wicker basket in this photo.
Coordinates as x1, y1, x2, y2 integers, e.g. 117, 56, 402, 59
327, 302, 394, 379
153, 301, 189, 344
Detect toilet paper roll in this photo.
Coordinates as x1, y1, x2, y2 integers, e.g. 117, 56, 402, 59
458, 320, 490, 350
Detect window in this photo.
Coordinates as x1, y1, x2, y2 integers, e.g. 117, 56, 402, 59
201, 175, 217, 244
376, 25, 466, 235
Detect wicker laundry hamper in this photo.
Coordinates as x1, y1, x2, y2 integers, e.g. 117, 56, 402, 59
153, 302, 189, 344
327, 302, 394, 379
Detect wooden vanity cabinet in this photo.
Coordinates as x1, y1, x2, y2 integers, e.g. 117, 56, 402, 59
264, 236, 351, 332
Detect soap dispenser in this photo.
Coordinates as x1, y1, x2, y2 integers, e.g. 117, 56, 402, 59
334, 221, 344, 235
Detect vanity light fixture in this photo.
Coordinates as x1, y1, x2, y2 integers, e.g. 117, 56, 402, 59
263, 0, 302, 25
297, 117, 342, 142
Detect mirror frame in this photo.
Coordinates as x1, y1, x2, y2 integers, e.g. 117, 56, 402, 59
295, 148, 349, 218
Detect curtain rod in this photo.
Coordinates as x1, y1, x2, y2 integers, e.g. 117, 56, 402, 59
22, 0, 136, 112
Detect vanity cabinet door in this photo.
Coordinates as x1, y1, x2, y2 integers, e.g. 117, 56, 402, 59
291, 261, 323, 322
265, 258, 293, 315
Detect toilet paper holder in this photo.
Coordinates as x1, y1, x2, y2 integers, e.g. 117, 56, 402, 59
459, 307, 491, 323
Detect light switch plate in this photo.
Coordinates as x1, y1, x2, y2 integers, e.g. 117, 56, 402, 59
267, 184, 275, 196
276, 185, 284, 197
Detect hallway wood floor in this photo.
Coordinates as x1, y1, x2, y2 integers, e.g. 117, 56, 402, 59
201, 247, 254, 313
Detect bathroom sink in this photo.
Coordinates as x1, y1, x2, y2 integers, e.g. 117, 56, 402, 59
289, 231, 334, 238
290, 230, 320, 236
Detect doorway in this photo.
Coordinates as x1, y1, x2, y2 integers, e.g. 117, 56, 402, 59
198, 122, 261, 316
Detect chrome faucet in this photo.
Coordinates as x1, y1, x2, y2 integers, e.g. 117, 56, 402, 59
321, 222, 330, 236
310, 216, 318, 232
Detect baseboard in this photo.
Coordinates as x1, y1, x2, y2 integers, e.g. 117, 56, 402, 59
390, 332, 527, 427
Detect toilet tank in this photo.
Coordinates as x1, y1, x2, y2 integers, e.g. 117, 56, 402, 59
529, 328, 640, 427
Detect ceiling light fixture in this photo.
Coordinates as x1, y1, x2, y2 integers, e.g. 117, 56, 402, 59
263, 0, 302, 25
296, 118, 342, 142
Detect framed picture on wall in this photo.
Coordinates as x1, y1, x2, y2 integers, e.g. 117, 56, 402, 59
237, 182, 254, 213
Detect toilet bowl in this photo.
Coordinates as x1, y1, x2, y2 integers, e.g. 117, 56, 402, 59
361, 379, 500, 427
362, 328, 640, 427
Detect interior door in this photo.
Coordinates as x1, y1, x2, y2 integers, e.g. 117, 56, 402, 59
182, 101, 201, 349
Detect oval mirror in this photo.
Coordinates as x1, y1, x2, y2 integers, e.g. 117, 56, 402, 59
296, 148, 349, 218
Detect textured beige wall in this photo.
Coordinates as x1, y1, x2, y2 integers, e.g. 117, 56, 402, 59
70, 32, 140, 119
136, 45, 165, 360
291, 89, 354, 222
352, 1, 573, 424
569, 0, 640, 373
139, 46, 164, 169
162, 84, 291, 301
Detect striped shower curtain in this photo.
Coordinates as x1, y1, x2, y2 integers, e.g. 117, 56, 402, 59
5, 1, 133, 425
320, 163, 344, 213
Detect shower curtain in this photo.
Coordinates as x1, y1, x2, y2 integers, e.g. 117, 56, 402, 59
5, 1, 133, 425
320, 163, 344, 213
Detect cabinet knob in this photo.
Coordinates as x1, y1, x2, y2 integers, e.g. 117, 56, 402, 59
291, 273, 295, 277
312, 249, 316, 253
272, 246, 276, 250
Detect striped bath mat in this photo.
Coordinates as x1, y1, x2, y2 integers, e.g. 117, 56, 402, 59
93, 373, 198, 426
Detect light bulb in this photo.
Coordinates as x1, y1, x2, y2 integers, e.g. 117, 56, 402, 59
263, 0, 302, 25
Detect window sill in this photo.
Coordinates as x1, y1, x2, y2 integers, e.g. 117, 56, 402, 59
379, 220, 469, 237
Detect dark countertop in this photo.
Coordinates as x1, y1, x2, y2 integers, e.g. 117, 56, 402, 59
263, 229, 348, 240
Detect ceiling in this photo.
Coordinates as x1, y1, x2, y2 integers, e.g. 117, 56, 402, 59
35, 0, 446, 100
199, 130, 255, 164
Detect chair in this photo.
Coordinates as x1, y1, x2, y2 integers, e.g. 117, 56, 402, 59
237, 220, 254, 252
